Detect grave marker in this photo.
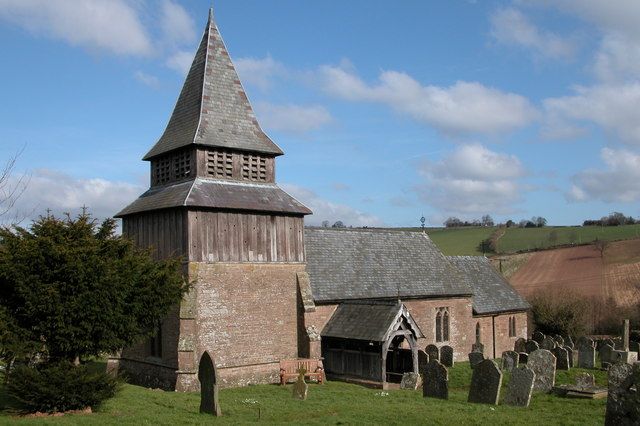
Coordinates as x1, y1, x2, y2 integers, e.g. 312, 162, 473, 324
468, 359, 502, 405
503, 366, 535, 407
528, 349, 556, 392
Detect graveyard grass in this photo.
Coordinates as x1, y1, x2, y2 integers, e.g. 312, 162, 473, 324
0, 362, 608, 425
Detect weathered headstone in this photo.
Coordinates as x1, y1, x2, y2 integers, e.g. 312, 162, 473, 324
501, 350, 519, 372
472, 342, 484, 355
564, 335, 574, 349
468, 359, 502, 405
503, 366, 535, 407
605, 362, 640, 426
577, 336, 595, 350
425, 344, 440, 362
532, 331, 545, 344
518, 352, 528, 364
440, 345, 454, 367
541, 336, 557, 351
418, 349, 430, 375
600, 344, 615, 365
198, 351, 221, 416
514, 337, 527, 353
525, 339, 539, 354
468, 351, 484, 369
575, 372, 595, 389
423, 359, 448, 400
552, 346, 569, 370
578, 346, 596, 369
292, 368, 308, 400
528, 349, 556, 392
564, 346, 574, 368
400, 372, 420, 390
552, 334, 565, 347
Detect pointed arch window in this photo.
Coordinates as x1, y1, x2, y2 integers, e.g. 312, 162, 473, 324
443, 310, 450, 341
435, 307, 450, 343
435, 311, 442, 342
509, 316, 517, 337
476, 322, 482, 344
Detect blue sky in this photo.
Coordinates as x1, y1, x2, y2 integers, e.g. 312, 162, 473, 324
1, 0, 639, 227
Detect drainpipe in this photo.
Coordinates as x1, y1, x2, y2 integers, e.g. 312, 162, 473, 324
492, 316, 497, 359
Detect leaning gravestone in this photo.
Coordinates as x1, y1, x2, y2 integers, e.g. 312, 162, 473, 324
518, 352, 528, 364
552, 346, 569, 370
426, 344, 440, 362
514, 337, 527, 353
400, 372, 420, 390
525, 339, 540, 354
468, 351, 484, 369
292, 368, 308, 400
440, 345, 454, 367
532, 331, 545, 344
198, 351, 221, 416
528, 349, 556, 392
541, 336, 557, 351
600, 344, 615, 365
503, 366, 535, 407
552, 334, 565, 347
468, 359, 502, 405
564, 346, 574, 368
605, 362, 639, 426
423, 359, 448, 399
564, 335, 574, 349
501, 350, 519, 372
418, 350, 430, 374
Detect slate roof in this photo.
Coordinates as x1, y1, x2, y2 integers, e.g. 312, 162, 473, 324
304, 229, 472, 302
321, 301, 423, 342
446, 256, 530, 315
115, 178, 311, 217
143, 9, 282, 160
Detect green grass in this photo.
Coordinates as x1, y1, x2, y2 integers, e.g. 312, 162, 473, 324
0, 362, 608, 425
425, 227, 496, 256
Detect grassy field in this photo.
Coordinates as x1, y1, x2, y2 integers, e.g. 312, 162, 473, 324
400, 224, 640, 255
0, 362, 608, 425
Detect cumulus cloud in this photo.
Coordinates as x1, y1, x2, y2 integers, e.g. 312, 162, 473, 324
281, 184, 383, 227
544, 83, 640, 145
7, 169, 143, 224
567, 148, 640, 203
416, 144, 526, 215
254, 102, 333, 134
0, 0, 152, 56
166, 49, 194, 75
159, 0, 196, 46
235, 56, 287, 90
320, 65, 538, 135
490, 7, 577, 60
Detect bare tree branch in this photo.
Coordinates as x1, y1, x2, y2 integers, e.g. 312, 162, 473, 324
0, 146, 30, 226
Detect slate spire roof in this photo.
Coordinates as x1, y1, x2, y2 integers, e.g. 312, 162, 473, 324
143, 8, 283, 160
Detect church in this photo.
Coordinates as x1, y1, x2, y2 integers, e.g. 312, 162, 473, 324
109, 8, 529, 391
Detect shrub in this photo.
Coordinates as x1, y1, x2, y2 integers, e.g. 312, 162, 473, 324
529, 290, 590, 338
6, 362, 119, 413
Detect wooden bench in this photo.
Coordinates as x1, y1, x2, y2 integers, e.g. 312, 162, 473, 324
279, 358, 324, 385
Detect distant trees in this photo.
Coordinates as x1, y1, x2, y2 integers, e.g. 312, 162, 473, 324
481, 215, 494, 227
517, 216, 547, 228
331, 220, 346, 228
583, 212, 637, 227
444, 215, 492, 228
321, 220, 330, 228
594, 238, 608, 258
0, 148, 29, 226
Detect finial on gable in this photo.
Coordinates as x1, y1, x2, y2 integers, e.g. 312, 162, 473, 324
208, 6, 215, 22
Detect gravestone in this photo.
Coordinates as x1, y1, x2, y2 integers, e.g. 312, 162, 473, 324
532, 331, 545, 344
611, 337, 623, 350
400, 372, 420, 390
501, 350, 519, 372
612, 350, 638, 364
423, 360, 448, 400
514, 337, 527, 353
575, 372, 595, 389
622, 319, 630, 351
440, 345, 454, 367
418, 350, 430, 375
468, 351, 484, 369
564, 335, 574, 349
541, 336, 557, 351
578, 346, 596, 369
577, 336, 595, 350
468, 359, 502, 405
552, 346, 569, 370
292, 368, 308, 400
603, 338, 615, 350
600, 344, 615, 365
552, 334, 565, 347
564, 346, 574, 368
525, 340, 539, 354
503, 366, 535, 407
472, 342, 484, 355
528, 349, 556, 392
198, 351, 221, 416
426, 344, 440, 362
518, 352, 528, 364
605, 362, 640, 426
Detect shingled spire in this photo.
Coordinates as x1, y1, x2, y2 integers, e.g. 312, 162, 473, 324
143, 8, 283, 160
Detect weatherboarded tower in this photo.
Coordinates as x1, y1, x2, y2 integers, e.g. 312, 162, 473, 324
113, 9, 311, 391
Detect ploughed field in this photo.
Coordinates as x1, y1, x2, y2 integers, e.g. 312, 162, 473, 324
0, 363, 607, 425
506, 239, 640, 306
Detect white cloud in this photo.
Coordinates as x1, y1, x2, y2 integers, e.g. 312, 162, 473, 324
0, 0, 152, 56
235, 56, 287, 90
8, 169, 143, 224
281, 184, 383, 227
160, 0, 196, 46
320, 65, 538, 135
134, 70, 160, 88
166, 50, 194, 75
490, 7, 576, 60
416, 144, 526, 215
544, 83, 640, 145
254, 102, 333, 134
567, 148, 640, 203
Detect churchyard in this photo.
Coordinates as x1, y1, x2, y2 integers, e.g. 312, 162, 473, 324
0, 360, 610, 424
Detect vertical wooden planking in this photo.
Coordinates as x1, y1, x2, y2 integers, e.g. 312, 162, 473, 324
219, 212, 228, 262
276, 216, 286, 262
249, 214, 257, 262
